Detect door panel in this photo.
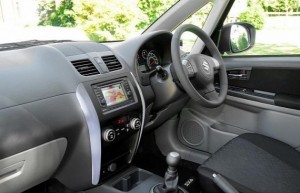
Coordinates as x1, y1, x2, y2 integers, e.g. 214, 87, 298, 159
228, 68, 300, 96
177, 56, 300, 156
224, 57, 300, 110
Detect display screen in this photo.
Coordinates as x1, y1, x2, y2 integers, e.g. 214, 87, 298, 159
101, 83, 128, 106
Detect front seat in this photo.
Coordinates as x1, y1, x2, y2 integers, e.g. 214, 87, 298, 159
197, 133, 300, 193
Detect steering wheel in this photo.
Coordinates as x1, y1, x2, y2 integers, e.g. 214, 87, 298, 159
171, 24, 228, 107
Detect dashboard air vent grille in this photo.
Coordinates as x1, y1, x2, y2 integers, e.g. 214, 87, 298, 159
102, 55, 122, 72
71, 59, 100, 76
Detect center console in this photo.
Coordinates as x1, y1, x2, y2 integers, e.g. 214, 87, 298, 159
81, 72, 188, 193
82, 72, 145, 184
100, 111, 142, 180
71, 47, 186, 192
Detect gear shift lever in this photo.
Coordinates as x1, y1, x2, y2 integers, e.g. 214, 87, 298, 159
152, 152, 182, 193
164, 152, 181, 192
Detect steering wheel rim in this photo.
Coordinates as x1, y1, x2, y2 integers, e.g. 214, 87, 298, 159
171, 24, 228, 107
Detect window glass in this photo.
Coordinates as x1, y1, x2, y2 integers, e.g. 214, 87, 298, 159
0, 0, 178, 43
224, 0, 300, 55
174, 2, 213, 53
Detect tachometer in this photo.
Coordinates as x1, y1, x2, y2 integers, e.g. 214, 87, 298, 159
147, 50, 160, 69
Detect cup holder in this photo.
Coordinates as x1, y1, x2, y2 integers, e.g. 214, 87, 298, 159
113, 170, 151, 192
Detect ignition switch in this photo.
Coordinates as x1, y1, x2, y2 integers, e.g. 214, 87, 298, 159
156, 66, 168, 80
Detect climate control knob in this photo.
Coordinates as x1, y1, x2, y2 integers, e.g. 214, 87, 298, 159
130, 118, 142, 130
103, 129, 116, 142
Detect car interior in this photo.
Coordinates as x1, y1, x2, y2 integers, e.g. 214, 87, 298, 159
1, 0, 300, 193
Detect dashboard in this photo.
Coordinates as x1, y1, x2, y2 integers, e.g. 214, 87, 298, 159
0, 31, 188, 193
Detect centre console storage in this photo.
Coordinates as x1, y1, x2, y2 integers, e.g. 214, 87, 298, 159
85, 166, 189, 193
85, 151, 189, 193
113, 169, 152, 191
85, 167, 164, 193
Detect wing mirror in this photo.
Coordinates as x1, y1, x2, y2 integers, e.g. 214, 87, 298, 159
218, 22, 256, 54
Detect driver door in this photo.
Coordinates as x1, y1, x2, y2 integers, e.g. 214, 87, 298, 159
175, 0, 300, 162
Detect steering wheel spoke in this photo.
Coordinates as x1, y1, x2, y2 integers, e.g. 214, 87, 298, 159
211, 57, 221, 70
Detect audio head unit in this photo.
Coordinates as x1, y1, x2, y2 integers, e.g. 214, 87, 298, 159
92, 79, 136, 112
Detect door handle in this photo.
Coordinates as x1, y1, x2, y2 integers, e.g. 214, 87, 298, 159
228, 74, 247, 79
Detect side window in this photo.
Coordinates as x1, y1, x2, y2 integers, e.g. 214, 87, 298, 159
175, 2, 213, 53
225, 0, 300, 56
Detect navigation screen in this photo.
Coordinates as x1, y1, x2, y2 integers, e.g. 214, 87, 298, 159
101, 83, 128, 106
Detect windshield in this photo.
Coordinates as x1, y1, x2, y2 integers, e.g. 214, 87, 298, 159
0, 0, 178, 44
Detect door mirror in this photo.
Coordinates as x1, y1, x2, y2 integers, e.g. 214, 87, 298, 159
218, 22, 256, 54
230, 24, 250, 52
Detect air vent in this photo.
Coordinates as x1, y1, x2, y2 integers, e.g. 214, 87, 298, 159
102, 55, 122, 72
71, 59, 100, 76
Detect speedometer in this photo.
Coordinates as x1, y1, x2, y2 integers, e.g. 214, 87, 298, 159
147, 50, 160, 69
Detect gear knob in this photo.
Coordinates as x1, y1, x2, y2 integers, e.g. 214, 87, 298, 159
166, 152, 181, 168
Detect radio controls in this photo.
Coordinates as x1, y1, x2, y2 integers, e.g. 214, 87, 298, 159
103, 129, 116, 142
130, 118, 141, 130
92, 80, 135, 112
100, 98, 106, 105
126, 91, 132, 96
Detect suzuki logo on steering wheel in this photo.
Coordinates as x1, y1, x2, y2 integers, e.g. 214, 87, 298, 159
202, 61, 210, 72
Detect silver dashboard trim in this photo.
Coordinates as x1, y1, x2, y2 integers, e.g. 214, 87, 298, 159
129, 72, 146, 161
76, 84, 101, 185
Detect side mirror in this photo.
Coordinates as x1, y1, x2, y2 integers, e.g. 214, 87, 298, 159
218, 22, 256, 54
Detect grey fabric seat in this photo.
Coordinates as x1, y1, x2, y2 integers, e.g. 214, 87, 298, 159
197, 133, 300, 193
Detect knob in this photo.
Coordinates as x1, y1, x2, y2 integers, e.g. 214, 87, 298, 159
166, 152, 181, 168
108, 163, 117, 172
130, 118, 141, 130
103, 129, 116, 142
100, 98, 106, 105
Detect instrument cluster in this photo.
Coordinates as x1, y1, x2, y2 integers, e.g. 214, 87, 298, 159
137, 48, 162, 72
